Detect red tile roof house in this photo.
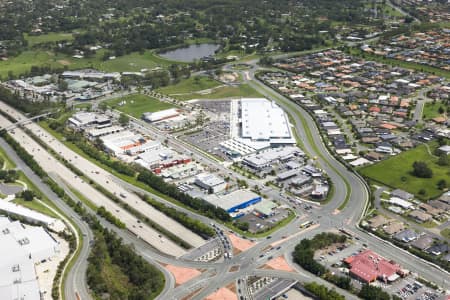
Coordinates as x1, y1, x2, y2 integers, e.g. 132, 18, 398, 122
344, 250, 403, 283
369, 106, 381, 114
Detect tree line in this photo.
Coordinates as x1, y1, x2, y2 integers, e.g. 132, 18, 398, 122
140, 194, 215, 238
293, 233, 351, 290
0, 86, 61, 116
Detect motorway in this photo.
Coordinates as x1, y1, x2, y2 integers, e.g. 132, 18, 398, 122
1, 57, 450, 300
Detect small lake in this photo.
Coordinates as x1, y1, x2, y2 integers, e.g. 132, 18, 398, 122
159, 43, 220, 62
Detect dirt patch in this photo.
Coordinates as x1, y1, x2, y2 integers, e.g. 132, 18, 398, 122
228, 265, 240, 272
226, 282, 237, 293
228, 234, 255, 254
205, 287, 238, 300
219, 72, 239, 83
165, 265, 202, 286
263, 255, 294, 272
57, 59, 71, 66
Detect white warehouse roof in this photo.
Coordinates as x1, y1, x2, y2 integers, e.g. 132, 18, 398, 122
0, 201, 65, 232
0, 217, 59, 300
142, 108, 179, 122
204, 189, 261, 212
389, 197, 414, 209
241, 98, 293, 141
195, 173, 225, 187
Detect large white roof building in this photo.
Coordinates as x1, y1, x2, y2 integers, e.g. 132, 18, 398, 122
0, 217, 60, 300
0, 201, 66, 232
101, 130, 161, 156
241, 98, 293, 142
68, 112, 111, 129
223, 98, 296, 155
142, 108, 180, 123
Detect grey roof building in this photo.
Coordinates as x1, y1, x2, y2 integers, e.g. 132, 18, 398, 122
391, 189, 414, 201
393, 229, 420, 243
411, 234, 434, 251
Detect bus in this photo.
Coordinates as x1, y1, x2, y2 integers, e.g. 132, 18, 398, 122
300, 221, 313, 228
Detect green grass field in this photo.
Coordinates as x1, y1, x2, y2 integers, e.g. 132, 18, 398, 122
359, 142, 450, 199
73, 102, 93, 111
0, 49, 182, 79
104, 94, 174, 118
25, 32, 74, 47
12, 198, 58, 218
94, 50, 185, 72
441, 228, 450, 239
0, 146, 16, 169
173, 83, 263, 100
156, 76, 222, 95
423, 102, 448, 120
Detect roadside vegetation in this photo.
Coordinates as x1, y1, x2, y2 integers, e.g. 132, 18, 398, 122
304, 282, 345, 300
87, 227, 165, 300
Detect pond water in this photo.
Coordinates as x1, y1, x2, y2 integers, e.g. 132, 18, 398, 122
159, 43, 220, 62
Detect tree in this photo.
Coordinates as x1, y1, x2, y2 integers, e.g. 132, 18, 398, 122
21, 190, 35, 201
437, 153, 449, 166
118, 113, 130, 126
58, 79, 68, 91
234, 220, 249, 231
304, 282, 345, 300
412, 161, 433, 178
98, 102, 108, 112
260, 55, 274, 66
437, 179, 447, 190
358, 284, 390, 300
437, 136, 448, 147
